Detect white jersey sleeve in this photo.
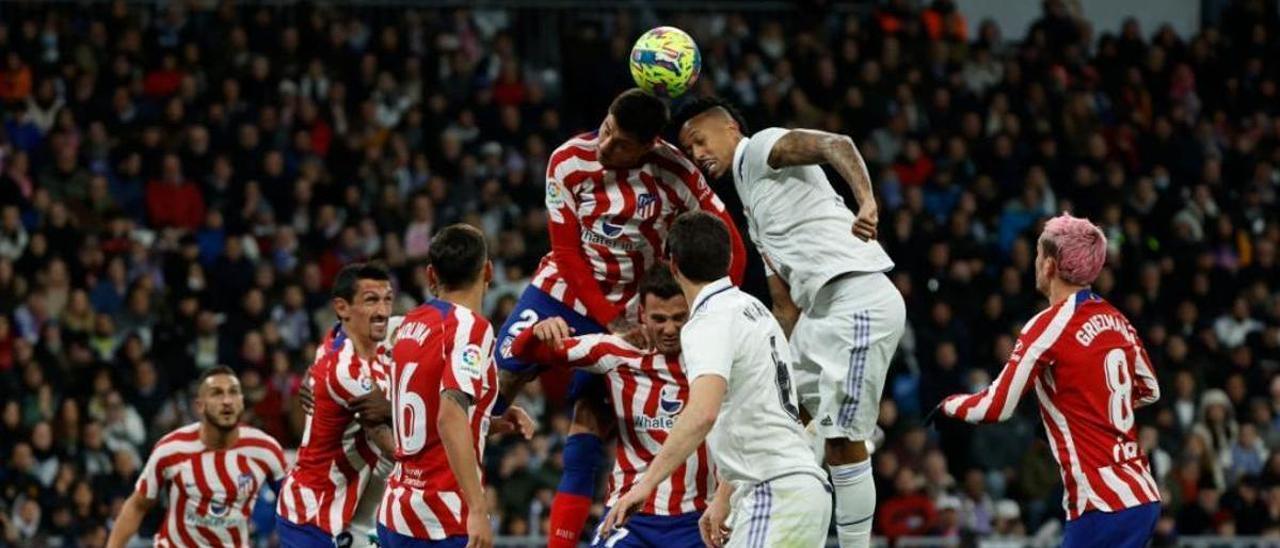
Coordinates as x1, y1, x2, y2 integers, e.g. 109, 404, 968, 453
681, 315, 733, 382
736, 127, 788, 184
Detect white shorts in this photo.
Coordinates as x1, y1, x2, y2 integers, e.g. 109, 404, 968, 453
727, 473, 832, 548
791, 271, 905, 441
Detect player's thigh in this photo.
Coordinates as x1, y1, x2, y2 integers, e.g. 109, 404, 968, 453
653, 512, 706, 548
494, 287, 554, 374
727, 476, 831, 548
789, 313, 822, 418
808, 276, 905, 441
569, 379, 614, 437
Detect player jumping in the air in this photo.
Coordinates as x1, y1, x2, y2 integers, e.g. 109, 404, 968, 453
933, 214, 1161, 548
675, 98, 904, 547
276, 263, 398, 547
511, 265, 712, 548
603, 212, 831, 547
494, 88, 745, 546
378, 225, 533, 548
106, 367, 288, 548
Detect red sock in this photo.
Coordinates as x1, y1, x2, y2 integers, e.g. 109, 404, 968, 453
547, 492, 592, 548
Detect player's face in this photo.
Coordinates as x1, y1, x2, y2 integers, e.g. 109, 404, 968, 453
641, 294, 690, 355
678, 113, 737, 180
339, 279, 395, 344
197, 374, 244, 432
598, 114, 652, 169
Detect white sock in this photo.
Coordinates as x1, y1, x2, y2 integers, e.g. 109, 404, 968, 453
829, 459, 875, 548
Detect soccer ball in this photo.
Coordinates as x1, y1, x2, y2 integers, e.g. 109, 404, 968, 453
629, 26, 701, 98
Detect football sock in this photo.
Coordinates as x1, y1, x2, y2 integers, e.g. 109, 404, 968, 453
549, 433, 603, 548
830, 459, 875, 548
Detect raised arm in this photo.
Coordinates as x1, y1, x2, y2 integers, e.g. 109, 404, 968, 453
767, 129, 879, 241
938, 304, 1073, 424
509, 317, 632, 372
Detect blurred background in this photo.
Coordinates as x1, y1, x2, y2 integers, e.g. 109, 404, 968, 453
0, 0, 1278, 546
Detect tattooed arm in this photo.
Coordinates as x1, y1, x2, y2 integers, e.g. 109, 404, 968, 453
767, 129, 879, 241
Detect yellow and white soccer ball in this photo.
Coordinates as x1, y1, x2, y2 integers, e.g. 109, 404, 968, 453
629, 26, 701, 98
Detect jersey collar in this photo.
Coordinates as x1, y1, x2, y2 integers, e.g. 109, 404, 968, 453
692, 277, 734, 315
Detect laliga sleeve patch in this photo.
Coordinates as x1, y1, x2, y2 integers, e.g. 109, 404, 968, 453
459, 344, 484, 379
547, 179, 567, 208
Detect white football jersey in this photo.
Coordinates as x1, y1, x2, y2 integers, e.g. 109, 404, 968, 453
732, 127, 894, 310
681, 277, 825, 493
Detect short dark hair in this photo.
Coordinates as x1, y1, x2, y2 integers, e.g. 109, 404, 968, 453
639, 262, 681, 301
666, 211, 731, 283
198, 365, 237, 386
609, 88, 668, 143
331, 263, 392, 301
671, 96, 750, 136
428, 224, 488, 290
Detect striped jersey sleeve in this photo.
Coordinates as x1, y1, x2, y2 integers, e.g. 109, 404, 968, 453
940, 301, 1074, 423
324, 339, 375, 409
442, 307, 495, 399
509, 329, 640, 374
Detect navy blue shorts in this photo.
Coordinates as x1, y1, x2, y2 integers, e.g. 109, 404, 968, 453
496, 285, 608, 402
376, 524, 467, 548
275, 515, 335, 547
1062, 502, 1159, 548
592, 510, 704, 548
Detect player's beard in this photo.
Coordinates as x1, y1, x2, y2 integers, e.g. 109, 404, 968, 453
204, 406, 242, 433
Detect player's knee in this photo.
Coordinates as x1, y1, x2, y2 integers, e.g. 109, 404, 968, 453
570, 399, 613, 436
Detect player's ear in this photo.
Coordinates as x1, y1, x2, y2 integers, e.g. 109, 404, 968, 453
424, 265, 439, 293
483, 260, 494, 285
332, 297, 349, 321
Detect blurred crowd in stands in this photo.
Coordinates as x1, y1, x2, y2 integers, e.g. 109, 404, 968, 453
1, 0, 1279, 545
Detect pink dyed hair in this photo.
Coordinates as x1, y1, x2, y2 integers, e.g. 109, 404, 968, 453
1039, 213, 1107, 285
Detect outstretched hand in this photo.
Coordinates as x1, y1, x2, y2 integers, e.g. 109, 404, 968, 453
532, 317, 575, 350
490, 405, 536, 439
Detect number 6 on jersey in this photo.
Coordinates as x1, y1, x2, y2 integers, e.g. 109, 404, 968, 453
391, 361, 428, 454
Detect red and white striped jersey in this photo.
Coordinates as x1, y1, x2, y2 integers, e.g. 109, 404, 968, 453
939, 290, 1161, 520
511, 329, 713, 515
379, 299, 498, 540
277, 325, 390, 535
532, 132, 746, 326
135, 423, 286, 548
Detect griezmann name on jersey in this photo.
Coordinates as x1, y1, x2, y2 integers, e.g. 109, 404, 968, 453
940, 290, 1161, 519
